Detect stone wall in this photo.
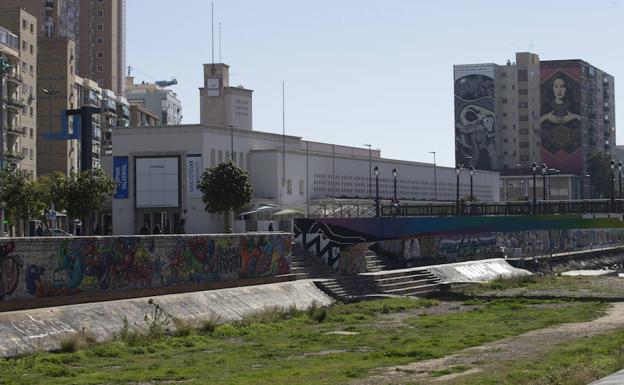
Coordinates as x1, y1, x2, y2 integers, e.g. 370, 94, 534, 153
0, 233, 292, 307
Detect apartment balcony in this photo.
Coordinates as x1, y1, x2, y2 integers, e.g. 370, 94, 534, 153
6, 124, 26, 136
4, 150, 24, 162
5, 96, 25, 110
5, 72, 23, 85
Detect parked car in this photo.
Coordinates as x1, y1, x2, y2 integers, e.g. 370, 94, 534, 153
48, 229, 73, 237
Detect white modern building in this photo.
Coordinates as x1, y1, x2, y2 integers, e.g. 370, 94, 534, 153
124, 76, 182, 125
111, 63, 500, 235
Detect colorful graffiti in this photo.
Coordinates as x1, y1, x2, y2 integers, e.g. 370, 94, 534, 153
339, 244, 370, 275
1, 234, 291, 303
0, 241, 21, 300
295, 217, 624, 271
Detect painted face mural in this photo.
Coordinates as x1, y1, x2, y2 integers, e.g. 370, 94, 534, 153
540, 67, 582, 174
454, 70, 497, 170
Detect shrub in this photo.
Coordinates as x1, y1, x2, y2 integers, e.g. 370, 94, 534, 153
172, 318, 194, 337
199, 314, 221, 335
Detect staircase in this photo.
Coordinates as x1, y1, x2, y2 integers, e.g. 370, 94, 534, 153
281, 245, 339, 280
364, 250, 385, 272
315, 268, 444, 302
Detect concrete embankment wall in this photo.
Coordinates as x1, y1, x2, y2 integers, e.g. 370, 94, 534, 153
0, 280, 334, 358
0, 233, 292, 310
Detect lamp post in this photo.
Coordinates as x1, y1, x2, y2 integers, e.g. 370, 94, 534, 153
541, 164, 547, 201
0, 57, 9, 238
392, 168, 398, 203
429, 151, 437, 200
531, 162, 537, 214
618, 161, 622, 200
456, 165, 462, 215
586, 174, 592, 199
610, 160, 616, 210
374, 166, 380, 217
364, 144, 372, 199
469, 166, 474, 202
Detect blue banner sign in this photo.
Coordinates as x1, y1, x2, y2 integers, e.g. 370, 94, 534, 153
113, 156, 129, 199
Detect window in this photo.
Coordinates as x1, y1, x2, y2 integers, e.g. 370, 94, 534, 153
30, 44, 33, 55
29, 64, 33, 75
518, 89, 528, 95
22, 20, 27, 29
30, 24, 34, 34
29, 149, 33, 160
97, 51, 103, 58
210, 149, 216, 166
518, 102, 528, 108
502, 98, 508, 104
225, 151, 230, 161
299, 180, 304, 195
97, 24, 103, 31
287, 179, 292, 194
218, 150, 223, 163
30, 128, 33, 138
519, 115, 529, 122
97, 37, 103, 44
517, 70, 528, 81
22, 40, 26, 50
519, 142, 529, 148
97, 10, 103, 17
97, 65, 103, 72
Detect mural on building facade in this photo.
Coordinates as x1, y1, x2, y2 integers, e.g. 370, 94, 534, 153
0, 234, 291, 303
454, 65, 497, 170
540, 64, 582, 174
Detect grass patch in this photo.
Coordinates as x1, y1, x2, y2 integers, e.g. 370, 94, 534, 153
0, 298, 606, 385
452, 328, 624, 384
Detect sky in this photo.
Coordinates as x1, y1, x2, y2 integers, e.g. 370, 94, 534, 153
126, 0, 624, 168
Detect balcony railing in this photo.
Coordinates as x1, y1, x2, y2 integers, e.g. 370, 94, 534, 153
308, 199, 624, 218
4, 150, 24, 162
6, 124, 26, 136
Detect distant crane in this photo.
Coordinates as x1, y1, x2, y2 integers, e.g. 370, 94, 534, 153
127, 66, 178, 88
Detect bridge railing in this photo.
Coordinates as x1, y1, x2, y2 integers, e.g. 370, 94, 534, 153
308, 199, 624, 218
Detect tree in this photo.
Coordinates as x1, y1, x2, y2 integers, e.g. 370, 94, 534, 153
587, 151, 615, 199
0, 168, 30, 236
35, 172, 68, 230
65, 169, 116, 235
198, 161, 254, 232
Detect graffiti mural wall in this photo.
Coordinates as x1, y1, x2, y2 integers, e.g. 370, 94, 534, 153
294, 217, 624, 271
0, 234, 291, 303
454, 64, 497, 170
540, 62, 582, 174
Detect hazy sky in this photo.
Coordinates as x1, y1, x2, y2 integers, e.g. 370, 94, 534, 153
127, 0, 623, 167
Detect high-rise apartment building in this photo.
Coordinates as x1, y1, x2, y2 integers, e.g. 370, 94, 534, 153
37, 37, 80, 175
79, 0, 125, 94
454, 52, 615, 177
1, 0, 125, 94
125, 77, 182, 125
0, 8, 37, 177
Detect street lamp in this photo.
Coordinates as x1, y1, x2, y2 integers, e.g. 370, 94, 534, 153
392, 168, 399, 203
531, 162, 537, 214
364, 144, 372, 199
456, 164, 462, 215
469, 166, 475, 202
610, 160, 616, 210
429, 151, 437, 201
374, 166, 380, 217
0, 57, 11, 237
541, 164, 547, 201
618, 161, 622, 200
586, 174, 592, 200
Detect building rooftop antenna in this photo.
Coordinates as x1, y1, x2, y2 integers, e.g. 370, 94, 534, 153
211, 2, 215, 71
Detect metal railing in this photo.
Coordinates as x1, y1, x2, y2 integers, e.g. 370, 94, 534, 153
308, 199, 624, 218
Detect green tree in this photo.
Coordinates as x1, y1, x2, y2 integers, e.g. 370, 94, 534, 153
0, 169, 45, 236
65, 169, 116, 235
587, 151, 615, 199
198, 161, 254, 232
35, 172, 68, 230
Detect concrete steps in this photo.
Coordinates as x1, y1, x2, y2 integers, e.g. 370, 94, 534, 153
364, 251, 386, 272
315, 268, 443, 302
